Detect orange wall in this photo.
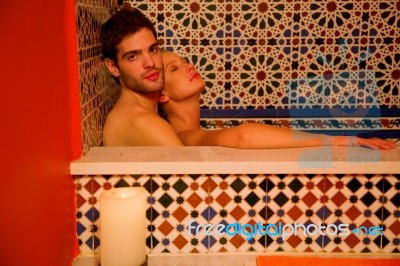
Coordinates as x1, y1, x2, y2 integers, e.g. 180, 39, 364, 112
0, 0, 81, 265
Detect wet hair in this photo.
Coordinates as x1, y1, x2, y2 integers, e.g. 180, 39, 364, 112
100, 7, 157, 65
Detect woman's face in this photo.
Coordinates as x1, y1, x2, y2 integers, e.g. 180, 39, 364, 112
162, 51, 205, 101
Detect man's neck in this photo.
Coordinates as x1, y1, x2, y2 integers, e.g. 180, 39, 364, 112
120, 85, 160, 113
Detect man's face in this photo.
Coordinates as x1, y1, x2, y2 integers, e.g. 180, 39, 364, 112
114, 28, 164, 94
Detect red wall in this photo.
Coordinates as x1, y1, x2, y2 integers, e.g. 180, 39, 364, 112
0, 0, 81, 265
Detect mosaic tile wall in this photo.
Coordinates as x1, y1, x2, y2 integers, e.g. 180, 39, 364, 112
75, 174, 400, 255
129, 0, 400, 138
76, 0, 120, 154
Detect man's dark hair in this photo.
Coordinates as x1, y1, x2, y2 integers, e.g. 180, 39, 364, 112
100, 7, 157, 64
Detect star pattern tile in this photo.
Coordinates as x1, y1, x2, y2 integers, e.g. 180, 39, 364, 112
75, 174, 400, 255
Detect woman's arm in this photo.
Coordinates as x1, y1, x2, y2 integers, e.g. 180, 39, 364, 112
177, 123, 395, 150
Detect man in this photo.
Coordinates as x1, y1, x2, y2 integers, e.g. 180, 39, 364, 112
100, 7, 183, 146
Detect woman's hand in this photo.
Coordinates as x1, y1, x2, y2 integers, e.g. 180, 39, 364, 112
331, 136, 396, 150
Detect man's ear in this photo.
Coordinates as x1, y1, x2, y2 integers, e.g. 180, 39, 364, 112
159, 92, 170, 103
104, 58, 120, 77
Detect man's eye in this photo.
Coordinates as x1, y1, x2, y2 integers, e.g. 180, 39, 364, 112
150, 46, 159, 53
170, 66, 177, 72
127, 54, 137, 61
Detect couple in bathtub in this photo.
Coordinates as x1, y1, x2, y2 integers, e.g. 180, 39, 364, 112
101, 7, 395, 150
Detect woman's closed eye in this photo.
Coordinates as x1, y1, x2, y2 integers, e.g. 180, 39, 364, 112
169, 65, 178, 72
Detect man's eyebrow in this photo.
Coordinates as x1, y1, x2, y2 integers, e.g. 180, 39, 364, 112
121, 41, 159, 59
150, 42, 160, 49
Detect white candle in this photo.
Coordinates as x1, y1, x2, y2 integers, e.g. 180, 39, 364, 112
100, 187, 147, 266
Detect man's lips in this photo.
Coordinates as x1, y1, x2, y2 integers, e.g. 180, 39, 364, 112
144, 71, 160, 81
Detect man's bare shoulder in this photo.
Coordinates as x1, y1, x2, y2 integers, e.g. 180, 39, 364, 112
103, 105, 182, 146
105, 105, 162, 132
106, 103, 152, 122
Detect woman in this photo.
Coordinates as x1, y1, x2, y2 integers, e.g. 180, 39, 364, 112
159, 51, 395, 150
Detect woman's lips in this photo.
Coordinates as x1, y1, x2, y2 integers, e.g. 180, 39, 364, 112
190, 72, 201, 81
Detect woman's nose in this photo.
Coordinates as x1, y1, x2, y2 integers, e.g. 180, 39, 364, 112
186, 63, 194, 72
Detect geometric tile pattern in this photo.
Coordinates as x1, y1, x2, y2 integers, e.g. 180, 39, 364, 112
131, 0, 400, 111
76, 0, 120, 154
74, 173, 400, 255
76, 0, 400, 154
200, 117, 400, 139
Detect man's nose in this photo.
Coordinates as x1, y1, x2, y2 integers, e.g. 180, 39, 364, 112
142, 52, 156, 68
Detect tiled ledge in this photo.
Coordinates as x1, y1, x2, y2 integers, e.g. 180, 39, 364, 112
70, 146, 400, 175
